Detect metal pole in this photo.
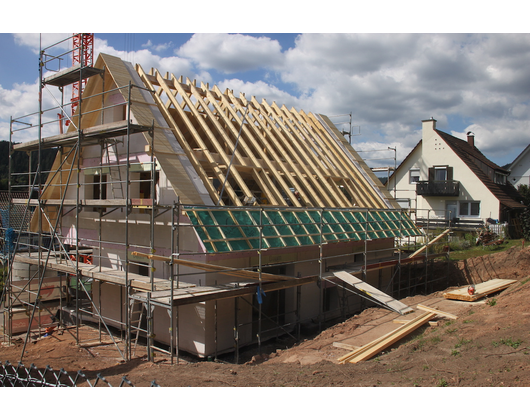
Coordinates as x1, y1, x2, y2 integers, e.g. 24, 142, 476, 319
125, 81, 132, 360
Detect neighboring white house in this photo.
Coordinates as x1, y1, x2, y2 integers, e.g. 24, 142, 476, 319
389, 118, 525, 226
507, 144, 530, 188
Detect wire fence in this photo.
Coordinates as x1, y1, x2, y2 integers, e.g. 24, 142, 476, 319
0, 360, 160, 387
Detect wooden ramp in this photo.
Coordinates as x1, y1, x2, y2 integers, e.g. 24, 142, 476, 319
333, 271, 413, 315
443, 278, 517, 302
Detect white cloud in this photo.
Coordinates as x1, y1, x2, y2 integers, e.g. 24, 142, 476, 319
272, 33, 530, 164
142, 39, 173, 53
217, 79, 301, 110
13, 33, 72, 53
178, 34, 284, 73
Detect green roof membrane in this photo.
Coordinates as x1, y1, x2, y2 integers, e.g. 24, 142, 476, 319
184, 207, 422, 253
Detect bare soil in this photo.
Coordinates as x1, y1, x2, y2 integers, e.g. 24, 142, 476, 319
2, 244, 530, 387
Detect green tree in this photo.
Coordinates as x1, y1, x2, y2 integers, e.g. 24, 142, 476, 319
518, 184, 530, 206
0, 141, 58, 190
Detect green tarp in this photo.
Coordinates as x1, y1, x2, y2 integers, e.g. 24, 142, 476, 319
184, 207, 422, 253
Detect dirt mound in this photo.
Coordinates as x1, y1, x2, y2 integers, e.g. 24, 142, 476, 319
2, 245, 530, 387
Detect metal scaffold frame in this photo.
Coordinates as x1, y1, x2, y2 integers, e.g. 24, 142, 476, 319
0, 35, 158, 362
0, 35, 451, 365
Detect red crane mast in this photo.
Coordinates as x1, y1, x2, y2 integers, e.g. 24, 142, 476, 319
71, 33, 94, 117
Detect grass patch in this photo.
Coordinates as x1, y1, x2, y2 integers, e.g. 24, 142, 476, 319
492, 338, 522, 349
454, 338, 472, 348
451, 349, 460, 357
448, 239, 524, 261
486, 298, 497, 307
437, 378, 449, 387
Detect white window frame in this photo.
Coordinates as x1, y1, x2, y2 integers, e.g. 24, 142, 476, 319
396, 198, 410, 209
434, 166, 448, 181
494, 172, 507, 185
459, 201, 480, 217
409, 168, 420, 184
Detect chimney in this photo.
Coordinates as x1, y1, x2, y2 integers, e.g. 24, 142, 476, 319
467, 131, 475, 148
422, 118, 437, 140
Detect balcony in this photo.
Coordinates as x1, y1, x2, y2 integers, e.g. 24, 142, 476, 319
416, 180, 460, 196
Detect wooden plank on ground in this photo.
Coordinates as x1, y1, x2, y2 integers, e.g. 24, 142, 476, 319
416, 304, 458, 319
339, 311, 436, 364
333, 271, 413, 315
443, 279, 517, 302
393, 319, 438, 327
333, 342, 360, 351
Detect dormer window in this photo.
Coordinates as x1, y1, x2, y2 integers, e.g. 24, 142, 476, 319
494, 172, 507, 185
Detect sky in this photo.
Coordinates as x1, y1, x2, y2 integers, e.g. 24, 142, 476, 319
1, 3, 529, 172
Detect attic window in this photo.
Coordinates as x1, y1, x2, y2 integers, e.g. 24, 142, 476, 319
494, 172, 507, 185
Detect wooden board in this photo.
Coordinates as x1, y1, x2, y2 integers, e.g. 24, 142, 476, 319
338, 311, 436, 364
443, 279, 517, 302
333, 271, 413, 315
416, 304, 458, 319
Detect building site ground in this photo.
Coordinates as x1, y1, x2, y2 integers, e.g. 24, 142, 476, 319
2, 243, 530, 388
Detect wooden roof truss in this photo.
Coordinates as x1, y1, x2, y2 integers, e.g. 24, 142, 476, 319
136, 65, 389, 209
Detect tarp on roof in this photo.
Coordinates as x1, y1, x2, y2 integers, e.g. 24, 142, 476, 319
184, 206, 421, 253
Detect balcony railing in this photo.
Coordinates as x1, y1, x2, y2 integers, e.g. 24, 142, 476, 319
416, 180, 460, 196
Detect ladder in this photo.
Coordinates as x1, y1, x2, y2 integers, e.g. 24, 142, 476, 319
104, 141, 124, 200
129, 298, 146, 357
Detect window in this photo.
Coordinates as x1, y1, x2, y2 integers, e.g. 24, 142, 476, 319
409, 168, 420, 184
494, 172, 507, 185
459, 201, 480, 216
428, 166, 453, 182
435, 167, 448, 181
396, 198, 410, 209
93, 174, 107, 200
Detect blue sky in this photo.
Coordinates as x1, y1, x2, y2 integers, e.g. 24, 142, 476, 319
1, 5, 529, 170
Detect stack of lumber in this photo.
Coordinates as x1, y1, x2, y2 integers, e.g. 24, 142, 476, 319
443, 278, 517, 302
338, 304, 457, 364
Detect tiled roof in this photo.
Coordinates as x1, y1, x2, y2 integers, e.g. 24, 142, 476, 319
436, 130, 526, 210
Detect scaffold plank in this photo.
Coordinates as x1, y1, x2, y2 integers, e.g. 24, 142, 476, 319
333, 270, 414, 315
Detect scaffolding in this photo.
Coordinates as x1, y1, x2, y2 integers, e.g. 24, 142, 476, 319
0, 35, 451, 365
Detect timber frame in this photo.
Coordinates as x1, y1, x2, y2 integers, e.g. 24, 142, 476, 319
1, 37, 447, 365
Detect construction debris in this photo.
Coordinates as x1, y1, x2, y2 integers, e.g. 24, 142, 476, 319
476, 228, 503, 247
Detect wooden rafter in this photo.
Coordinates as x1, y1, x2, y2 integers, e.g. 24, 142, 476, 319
134, 61, 392, 210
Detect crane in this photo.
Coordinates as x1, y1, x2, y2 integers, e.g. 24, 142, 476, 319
65, 33, 94, 127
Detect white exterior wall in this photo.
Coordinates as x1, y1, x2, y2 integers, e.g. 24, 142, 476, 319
508, 147, 530, 188
391, 119, 501, 221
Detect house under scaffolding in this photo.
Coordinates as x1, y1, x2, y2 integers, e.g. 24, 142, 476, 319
0, 35, 450, 364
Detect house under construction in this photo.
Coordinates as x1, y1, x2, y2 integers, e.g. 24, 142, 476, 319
1, 35, 446, 364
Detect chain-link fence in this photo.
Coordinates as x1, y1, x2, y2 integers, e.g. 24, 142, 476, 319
0, 360, 160, 387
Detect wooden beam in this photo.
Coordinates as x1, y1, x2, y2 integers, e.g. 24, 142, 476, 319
224, 90, 303, 207
410, 229, 451, 258
130, 251, 295, 282
136, 64, 223, 205
416, 304, 458, 319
